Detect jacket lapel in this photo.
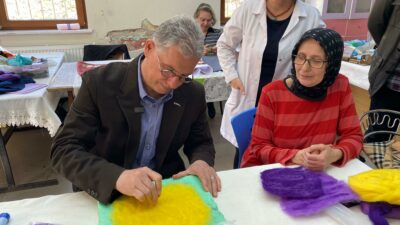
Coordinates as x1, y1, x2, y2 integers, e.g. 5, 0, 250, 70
117, 57, 142, 168
155, 88, 186, 168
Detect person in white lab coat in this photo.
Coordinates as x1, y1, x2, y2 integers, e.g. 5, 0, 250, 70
217, 0, 325, 167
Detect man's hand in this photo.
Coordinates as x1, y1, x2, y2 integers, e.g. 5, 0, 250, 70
172, 160, 221, 197
115, 167, 162, 205
301, 144, 343, 171
229, 78, 245, 95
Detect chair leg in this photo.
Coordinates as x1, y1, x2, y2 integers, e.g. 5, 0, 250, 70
219, 101, 224, 114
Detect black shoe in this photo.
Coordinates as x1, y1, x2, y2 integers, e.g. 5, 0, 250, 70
207, 103, 216, 119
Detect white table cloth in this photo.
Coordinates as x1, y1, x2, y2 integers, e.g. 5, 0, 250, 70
0, 52, 65, 137
50, 61, 230, 103
339, 61, 370, 91
2, 159, 398, 225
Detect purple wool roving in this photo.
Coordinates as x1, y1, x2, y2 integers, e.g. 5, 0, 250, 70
260, 167, 323, 199
361, 202, 400, 225
261, 167, 359, 217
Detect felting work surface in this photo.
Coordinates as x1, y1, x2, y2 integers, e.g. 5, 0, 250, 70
98, 175, 225, 225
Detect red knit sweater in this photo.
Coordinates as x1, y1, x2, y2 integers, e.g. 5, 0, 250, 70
241, 74, 362, 167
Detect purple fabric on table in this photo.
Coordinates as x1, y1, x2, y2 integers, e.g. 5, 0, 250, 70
361, 202, 400, 225
0, 71, 20, 81
261, 167, 323, 199
0, 70, 35, 94
261, 167, 359, 217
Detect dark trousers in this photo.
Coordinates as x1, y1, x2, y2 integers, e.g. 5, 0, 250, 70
366, 85, 400, 142
233, 147, 239, 169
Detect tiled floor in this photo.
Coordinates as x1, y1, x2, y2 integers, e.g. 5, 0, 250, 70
0, 107, 235, 202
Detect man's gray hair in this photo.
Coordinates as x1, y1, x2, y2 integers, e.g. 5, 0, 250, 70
153, 15, 204, 58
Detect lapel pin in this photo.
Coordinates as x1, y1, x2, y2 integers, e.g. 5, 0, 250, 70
134, 107, 144, 113
173, 102, 181, 107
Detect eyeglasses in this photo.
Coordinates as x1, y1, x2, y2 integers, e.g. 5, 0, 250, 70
155, 53, 193, 83
293, 54, 327, 69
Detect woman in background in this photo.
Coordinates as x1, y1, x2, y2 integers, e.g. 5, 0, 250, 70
241, 28, 362, 171
217, 0, 325, 167
194, 3, 222, 118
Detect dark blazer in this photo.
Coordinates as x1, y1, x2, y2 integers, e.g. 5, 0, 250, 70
51, 56, 215, 203
368, 0, 400, 96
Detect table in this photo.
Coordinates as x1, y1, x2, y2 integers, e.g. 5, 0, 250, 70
0, 52, 65, 136
339, 61, 370, 91
339, 61, 371, 116
2, 159, 398, 225
0, 52, 65, 193
48, 61, 230, 105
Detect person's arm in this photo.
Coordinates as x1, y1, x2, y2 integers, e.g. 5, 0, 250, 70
217, 3, 246, 84
50, 72, 124, 203
181, 83, 215, 165
331, 79, 363, 166
245, 88, 300, 166
204, 28, 221, 55
368, 0, 394, 45
307, 2, 326, 29
172, 82, 220, 197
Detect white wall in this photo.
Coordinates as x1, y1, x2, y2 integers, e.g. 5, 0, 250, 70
0, 0, 220, 47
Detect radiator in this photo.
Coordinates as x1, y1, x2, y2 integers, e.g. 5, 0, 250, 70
6, 44, 84, 62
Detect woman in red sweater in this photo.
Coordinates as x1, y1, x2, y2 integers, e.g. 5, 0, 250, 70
241, 28, 362, 171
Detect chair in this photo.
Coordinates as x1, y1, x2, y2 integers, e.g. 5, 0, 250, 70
83, 44, 130, 61
360, 109, 400, 142
231, 107, 257, 168
359, 109, 400, 168
58, 44, 131, 113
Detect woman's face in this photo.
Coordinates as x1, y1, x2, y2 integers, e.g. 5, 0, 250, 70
196, 10, 213, 33
294, 39, 327, 87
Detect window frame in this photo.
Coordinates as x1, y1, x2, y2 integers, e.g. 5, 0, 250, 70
349, 0, 375, 19
320, 0, 375, 19
220, 0, 245, 24
321, 0, 351, 19
0, 0, 87, 30
220, 0, 229, 25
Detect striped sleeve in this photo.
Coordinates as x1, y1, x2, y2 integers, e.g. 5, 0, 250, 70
332, 78, 363, 166
241, 86, 299, 167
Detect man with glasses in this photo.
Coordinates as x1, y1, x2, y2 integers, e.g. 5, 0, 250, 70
51, 16, 221, 204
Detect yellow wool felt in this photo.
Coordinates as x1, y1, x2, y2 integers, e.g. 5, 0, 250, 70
111, 183, 212, 225
348, 169, 400, 204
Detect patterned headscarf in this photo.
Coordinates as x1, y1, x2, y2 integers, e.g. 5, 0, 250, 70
288, 28, 344, 101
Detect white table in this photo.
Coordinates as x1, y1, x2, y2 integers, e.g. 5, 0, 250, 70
0, 52, 65, 136
0, 52, 64, 192
48, 61, 230, 104
339, 61, 370, 91
2, 159, 398, 225
339, 61, 371, 116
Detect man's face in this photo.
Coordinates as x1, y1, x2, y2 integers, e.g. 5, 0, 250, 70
142, 40, 199, 98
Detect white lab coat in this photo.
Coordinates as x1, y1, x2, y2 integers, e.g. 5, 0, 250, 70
217, 0, 325, 147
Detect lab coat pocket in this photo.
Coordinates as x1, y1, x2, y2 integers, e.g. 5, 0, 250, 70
226, 88, 241, 110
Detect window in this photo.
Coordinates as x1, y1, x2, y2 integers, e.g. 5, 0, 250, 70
317, 0, 374, 19
350, 0, 374, 19
220, 0, 244, 24
0, 0, 87, 30
322, 0, 351, 19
